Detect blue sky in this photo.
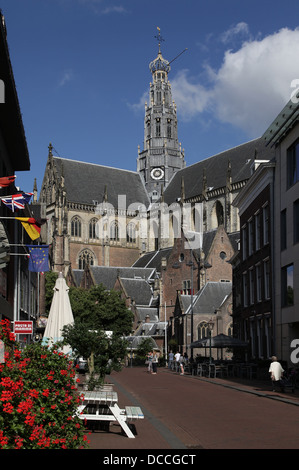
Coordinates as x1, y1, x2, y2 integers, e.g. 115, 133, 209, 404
2, 0, 299, 196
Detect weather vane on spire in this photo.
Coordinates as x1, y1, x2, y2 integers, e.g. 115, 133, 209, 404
154, 27, 165, 51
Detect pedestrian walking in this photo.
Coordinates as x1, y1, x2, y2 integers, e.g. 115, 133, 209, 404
168, 351, 174, 369
174, 351, 181, 373
269, 356, 284, 392
179, 353, 184, 375
147, 351, 153, 373
152, 351, 159, 374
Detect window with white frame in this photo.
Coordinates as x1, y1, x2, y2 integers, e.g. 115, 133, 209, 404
182, 280, 191, 295
198, 322, 209, 340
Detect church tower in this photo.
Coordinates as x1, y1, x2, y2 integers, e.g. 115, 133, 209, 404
137, 29, 186, 202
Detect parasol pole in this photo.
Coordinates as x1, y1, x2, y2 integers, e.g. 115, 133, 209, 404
164, 301, 167, 366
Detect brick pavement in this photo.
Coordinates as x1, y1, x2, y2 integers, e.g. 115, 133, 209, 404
80, 366, 299, 451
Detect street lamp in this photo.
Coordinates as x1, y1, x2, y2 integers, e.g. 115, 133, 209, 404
207, 319, 214, 364
172, 256, 197, 358
130, 347, 133, 368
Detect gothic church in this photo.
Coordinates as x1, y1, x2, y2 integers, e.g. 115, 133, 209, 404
39, 35, 275, 339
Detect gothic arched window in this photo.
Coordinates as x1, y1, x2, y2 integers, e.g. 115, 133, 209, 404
71, 216, 82, 237
216, 200, 224, 226
198, 322, 209, 340
89, 218, 98, 239
211, 200, 224, 229
78, 249, 95, 270
110, 221, 119, 241
127, 222, 136, 243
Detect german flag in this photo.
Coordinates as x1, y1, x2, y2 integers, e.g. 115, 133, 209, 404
15, 217, 46, 241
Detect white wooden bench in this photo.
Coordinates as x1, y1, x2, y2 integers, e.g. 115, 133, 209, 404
75, 391, 144, 438
125, 406, 144, 420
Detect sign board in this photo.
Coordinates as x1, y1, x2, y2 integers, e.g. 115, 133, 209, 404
14, 321, 33, 335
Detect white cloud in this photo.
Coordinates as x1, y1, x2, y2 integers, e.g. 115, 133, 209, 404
100, 6, 127, 15
171, 70, 212, 121
74, 1, 127, 15
58, 69, 74, 87
220, 22, 250, 44
127, 91, 148, 113
170, 27, 299, 137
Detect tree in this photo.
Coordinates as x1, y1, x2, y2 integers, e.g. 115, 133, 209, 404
62, 322, 128, 378
45, 278, 133, 379
62, 284, 132, 378
136, 338, 155, 358
68, 284, 133, 335
44, 271, 58, 314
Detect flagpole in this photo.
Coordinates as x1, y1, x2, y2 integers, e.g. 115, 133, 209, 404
8, 253, 30, 256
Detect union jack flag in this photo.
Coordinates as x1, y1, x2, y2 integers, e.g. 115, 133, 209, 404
1, 192, 33, 212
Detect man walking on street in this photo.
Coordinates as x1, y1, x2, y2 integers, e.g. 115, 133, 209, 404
175, 351, 181, 373
269, 356, 284, 392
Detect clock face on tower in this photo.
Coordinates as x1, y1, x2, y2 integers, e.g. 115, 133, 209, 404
151, 167, 164, 180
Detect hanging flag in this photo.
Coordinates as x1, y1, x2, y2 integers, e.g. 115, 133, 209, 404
1, 192, 33, 212
26, 245, 49, 272
15, 217, 45, 240
0, 175, 16, 188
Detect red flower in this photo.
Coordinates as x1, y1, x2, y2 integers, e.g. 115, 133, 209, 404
28, 389, 39, 399
13, 349, 22, 359
17, 399, 34, 414
3, 402, 13, 414
0, 430, 9, 447
14, 436, 24, 449
0, 390, 13, 401
25, 413, 36, 426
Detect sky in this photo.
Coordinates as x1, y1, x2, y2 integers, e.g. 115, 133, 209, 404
2, 0, 299, 196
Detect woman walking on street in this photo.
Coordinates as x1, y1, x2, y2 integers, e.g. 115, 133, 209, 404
147, 351, 153, 373
152, 351, 159, 374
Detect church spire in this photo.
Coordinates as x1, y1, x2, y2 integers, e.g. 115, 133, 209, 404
137, 28, 186, 202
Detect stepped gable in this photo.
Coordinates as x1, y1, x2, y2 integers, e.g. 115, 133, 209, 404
52, 157, 150, 208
